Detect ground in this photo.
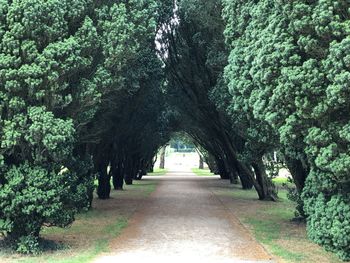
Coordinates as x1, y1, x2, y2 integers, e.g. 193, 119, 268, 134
95, 171, 272, 263
0, 180, 157, 263
209, 180, 344, 263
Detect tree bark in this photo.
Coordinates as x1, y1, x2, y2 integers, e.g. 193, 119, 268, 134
235, 163, 254, 189
199, 155, 204, 169
216, 158, 230, 179
285, 157, 308, 193
124, 159, 133, 185
97, 161, 111, 199
159, 145, 166, 169
229, 170, 239, 184
252, 160, 277, 201
112, 160, 124, 190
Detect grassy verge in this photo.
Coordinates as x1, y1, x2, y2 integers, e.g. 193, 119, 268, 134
272, 177, 288, 185
1, 180, 158, 263
147, 168, 167, 176
213, 184, 343, 263
272, 177, 295, 188
191, 168, 215, 176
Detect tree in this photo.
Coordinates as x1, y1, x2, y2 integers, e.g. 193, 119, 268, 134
223, 0, 350, 259
0, 0, 172, 252
0, 0, 99, 252
159, 146, 166, 169
161, 0, 277, 200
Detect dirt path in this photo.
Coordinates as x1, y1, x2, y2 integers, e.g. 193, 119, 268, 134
94, 172, 274, 263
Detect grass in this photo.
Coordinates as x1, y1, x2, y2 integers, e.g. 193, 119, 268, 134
272, 176, 295, 187
272, 177, 288, 185
191, 168, 215, 176
212, 184, 343, 263
0, 179, 158, 263
147, 168, 167, 176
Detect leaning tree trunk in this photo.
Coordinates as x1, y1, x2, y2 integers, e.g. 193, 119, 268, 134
206, 153, 218, 174
285, 156, 309, 218
238, 167, 254, 189
148, 155, 157, 173
199, 155, 204, 169
216, 158, 230, 179
285, 157, 308, 193
229, 169, 239, 184
159, 145, 166, 169
252, 160, 277, 201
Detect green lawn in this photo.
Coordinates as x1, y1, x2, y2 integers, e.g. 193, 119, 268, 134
272, 176, 295, 187
147, 168, 167, 176
191, 168, 215, 176
213, 184, 343, 263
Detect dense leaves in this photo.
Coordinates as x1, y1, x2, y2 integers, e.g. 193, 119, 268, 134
223, 0, 350, 259
0, 0, 170, 252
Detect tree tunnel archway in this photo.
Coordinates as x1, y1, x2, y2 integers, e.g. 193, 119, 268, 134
0, 0, 350, 260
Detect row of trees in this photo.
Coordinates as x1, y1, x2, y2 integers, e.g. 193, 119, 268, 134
158, 0, 350, 260
0, 0, 349, 260
0, 0, 173, 253
223, 0, 350, 259
160, 0, 278, 202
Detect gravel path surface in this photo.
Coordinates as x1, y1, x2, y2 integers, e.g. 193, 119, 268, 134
94, 172, 274, 263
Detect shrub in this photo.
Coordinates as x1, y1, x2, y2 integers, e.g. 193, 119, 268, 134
0, 164, 90, 253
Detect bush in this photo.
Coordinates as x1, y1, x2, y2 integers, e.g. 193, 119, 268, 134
0, 164, 90, 253
15, 235, 41, 255
302, 170, 350, 261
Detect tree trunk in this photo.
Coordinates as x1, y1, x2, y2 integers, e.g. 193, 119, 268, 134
148, 155, 157, 173
206, 154, 218, 174
285, 156, 308, 218
159, 146, 166, 169
124, 159, 133, 185
112, 160, 124, 190
113, 171, 124, 189
236, 163, 254, 189
199, 155, 204, 169
217, 158, 230, 179
252, 160, 277, 201
229, 170, 239, 184
285, 157, 308, 193
97, 162, 111, 199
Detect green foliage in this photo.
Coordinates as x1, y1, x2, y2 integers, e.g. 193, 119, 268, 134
0, 0, 169, 252
302, 170, 350, 260
284, 178, 306, 219
0, 164, 90, 253
15, 235, 41, 255
1, 0, 349, 260
0, 0, 97, 251
223, 0, 350, 259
